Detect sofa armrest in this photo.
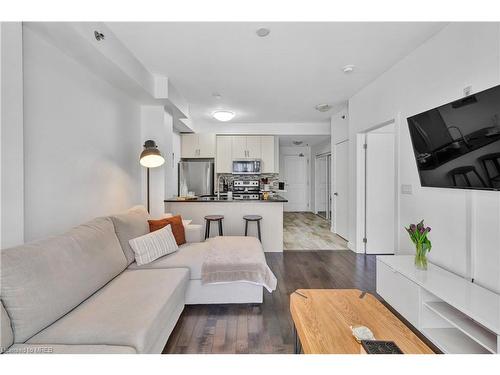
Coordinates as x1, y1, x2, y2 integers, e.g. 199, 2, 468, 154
184, 224, 203, 243
1, 300, 13, 354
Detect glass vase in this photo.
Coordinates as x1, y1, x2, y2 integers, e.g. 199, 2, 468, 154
414, 243, 428, 270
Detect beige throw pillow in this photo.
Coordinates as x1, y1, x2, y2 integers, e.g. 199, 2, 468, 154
128, 225, 178, 266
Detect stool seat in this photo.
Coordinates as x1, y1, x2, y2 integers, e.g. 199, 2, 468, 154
205, 215, 224, 221
243, 215, 262, 221
204, 215, 224, 239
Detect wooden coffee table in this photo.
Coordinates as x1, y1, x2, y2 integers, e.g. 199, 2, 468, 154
290, 289, 434, 354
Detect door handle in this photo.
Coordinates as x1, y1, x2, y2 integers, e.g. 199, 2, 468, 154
334, 192, 339, 196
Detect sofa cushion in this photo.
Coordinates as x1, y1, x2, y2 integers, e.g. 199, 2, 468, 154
129, 225, 179, 266
148, 215, 186, 245
111, 206, 150, 265
6, 343, 136, 354
27, 268, 189, 354
0, 217, 127, 343
128, 241, 209, 280
1, 300, 13, 353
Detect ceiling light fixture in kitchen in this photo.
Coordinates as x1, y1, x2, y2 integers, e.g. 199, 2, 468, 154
212, 110, 235, 122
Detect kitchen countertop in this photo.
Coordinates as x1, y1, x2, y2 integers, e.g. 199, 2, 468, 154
164, 195, 288, 203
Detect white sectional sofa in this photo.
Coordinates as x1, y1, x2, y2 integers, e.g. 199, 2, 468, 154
0, 206, 263, 354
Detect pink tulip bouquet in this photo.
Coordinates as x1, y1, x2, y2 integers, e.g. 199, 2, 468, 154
405, 220, 432, 270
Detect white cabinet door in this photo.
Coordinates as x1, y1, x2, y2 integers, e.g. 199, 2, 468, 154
216, 136, 233, 173
198, 134, 216, 158
231, 136, 247, 159
181, 134, 198, 158
260, 136, 275, 173
246, 136, 261, 159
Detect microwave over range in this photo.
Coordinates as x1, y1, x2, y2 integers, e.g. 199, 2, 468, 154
232, 159, 261, 174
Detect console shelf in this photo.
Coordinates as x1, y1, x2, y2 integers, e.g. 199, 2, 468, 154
377, 255, 500, 354
423, 301, 497, 353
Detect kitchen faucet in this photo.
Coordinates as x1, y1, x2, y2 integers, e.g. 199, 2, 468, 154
447, 126, 471, 148
216, 175, 226, 199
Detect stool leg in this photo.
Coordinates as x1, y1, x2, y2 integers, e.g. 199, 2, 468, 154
257, 220, 262, 242
205, 220, 210, 240
245, 220, 248, 236
219, 219, 223, 236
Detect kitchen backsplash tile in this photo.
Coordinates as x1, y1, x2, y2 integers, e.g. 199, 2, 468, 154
216, 173, 279, 192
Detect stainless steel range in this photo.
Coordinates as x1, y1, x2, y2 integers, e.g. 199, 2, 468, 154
232, 180, 260, 200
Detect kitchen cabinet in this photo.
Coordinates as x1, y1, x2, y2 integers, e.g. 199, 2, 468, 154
216, 136, 233, 173
181, 134, 216, 158
231, 136, 247, 159
246, 136, 261, 158
260, 136, 276, 173
217, 135, 278, 173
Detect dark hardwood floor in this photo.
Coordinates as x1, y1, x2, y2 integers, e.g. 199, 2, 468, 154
162, 250, 377, 354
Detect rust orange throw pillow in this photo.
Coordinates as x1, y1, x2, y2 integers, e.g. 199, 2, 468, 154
148, 215, 186, 246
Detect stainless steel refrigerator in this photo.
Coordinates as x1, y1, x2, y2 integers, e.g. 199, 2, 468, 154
178, 159, 214, 197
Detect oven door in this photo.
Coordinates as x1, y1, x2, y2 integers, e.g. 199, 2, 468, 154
232, 159, 261, 174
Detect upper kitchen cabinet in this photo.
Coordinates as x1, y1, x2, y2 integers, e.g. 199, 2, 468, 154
216, 136, 233, 173
231, 136, 262, 159
231, 136, 247, 159
181, 133, 216, 158
216, 135, 279, 173
260, 136, 277, 173
246, 136, 261, 159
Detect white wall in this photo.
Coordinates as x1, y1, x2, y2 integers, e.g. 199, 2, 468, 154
23, 26, 142, 241
1, 23, 24, 248
347, 22, 500, 292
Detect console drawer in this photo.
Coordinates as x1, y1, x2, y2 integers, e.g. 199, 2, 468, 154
377, 259, 420, 328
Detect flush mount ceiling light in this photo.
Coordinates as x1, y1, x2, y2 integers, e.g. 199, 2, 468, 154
256, 28, 271, 37
315, 103, 332, 112
212, 110, 235, 122
342, 64, 355, 73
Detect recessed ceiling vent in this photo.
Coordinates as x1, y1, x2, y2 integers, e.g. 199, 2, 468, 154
315, 103, 332, 112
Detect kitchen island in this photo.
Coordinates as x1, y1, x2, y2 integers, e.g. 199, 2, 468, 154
164, 195, 287, 252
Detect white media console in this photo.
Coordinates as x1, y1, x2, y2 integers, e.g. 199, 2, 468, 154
377, 255, 500, 354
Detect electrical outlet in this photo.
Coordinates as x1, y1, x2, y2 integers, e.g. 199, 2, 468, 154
401, 184, 413, 195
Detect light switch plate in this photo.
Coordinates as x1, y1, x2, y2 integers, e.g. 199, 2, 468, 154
401, 184, 413, 195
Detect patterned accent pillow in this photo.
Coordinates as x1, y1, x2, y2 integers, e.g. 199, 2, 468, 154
128, 224, 179, 266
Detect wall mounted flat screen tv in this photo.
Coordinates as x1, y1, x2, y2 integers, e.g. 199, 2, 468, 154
407, 85, 500, 191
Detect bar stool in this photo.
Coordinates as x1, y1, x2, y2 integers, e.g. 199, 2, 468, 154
243, 215, 262, 242
204, 215, 224, 240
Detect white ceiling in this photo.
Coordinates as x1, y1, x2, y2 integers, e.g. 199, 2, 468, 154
279, 135, 330, 147
108, 22, 447, 125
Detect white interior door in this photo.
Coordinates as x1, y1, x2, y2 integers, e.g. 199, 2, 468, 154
334, 141, 349, 239
365, 132, 395, 254
283, 155, 308, 212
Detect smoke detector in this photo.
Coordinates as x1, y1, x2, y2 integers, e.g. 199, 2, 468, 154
342, 64, 355, 73
315, 103, 332, 112
256, 28, 271, 37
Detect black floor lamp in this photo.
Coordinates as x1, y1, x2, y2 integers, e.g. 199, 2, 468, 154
140, 140, 165, 213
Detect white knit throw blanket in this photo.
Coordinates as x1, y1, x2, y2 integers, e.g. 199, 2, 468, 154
202, 236, 277, 293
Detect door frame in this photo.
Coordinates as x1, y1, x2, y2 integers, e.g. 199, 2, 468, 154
314, 152, 332, 220
356, 116, 400, 254
332, 139, 348, 238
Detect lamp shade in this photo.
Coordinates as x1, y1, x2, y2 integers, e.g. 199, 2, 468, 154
140, 140, 165, 168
